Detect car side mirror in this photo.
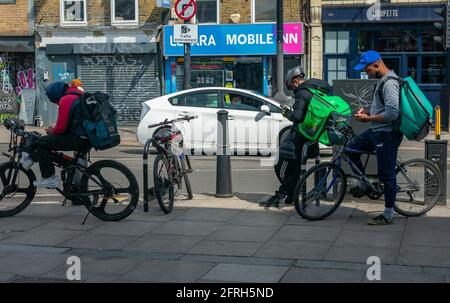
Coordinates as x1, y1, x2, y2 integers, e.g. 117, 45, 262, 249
260, 105, 271, 115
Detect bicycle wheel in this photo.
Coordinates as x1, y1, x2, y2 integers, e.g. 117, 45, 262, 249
79, 160, 139, 221
294, 162, 347, 221
0, 162, 36, 217
154, 154, 174, 214
395, 158, 443, 217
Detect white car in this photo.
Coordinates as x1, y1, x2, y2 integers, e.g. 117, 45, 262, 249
137, 87, 325, 155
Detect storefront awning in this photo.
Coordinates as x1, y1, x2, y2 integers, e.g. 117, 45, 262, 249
322, 4, 444, 24
46, 42, 157, 55
0, 37, 34, 52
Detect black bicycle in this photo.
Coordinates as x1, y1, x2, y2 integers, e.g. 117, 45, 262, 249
143, 115, 197, 214
0, 118, 139, 223
293, 118, 443, 221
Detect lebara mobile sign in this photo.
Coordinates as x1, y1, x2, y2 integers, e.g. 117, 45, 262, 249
163, 23, 303, 56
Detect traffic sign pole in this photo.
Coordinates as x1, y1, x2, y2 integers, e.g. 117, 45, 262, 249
184, 19, 192, 89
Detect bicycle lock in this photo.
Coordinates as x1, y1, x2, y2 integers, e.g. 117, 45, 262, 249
425, 105, 447, 206
216, 110, 233, 198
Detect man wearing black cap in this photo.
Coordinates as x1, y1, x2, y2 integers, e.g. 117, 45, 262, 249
350, 50, 403, 225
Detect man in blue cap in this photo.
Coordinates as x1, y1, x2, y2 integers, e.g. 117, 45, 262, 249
349, 50, 403, 225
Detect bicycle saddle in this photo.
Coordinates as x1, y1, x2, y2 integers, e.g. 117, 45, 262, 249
3, 118, 25, 131
154, 131, 172, 142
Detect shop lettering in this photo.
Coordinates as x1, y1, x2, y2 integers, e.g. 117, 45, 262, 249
226, 34, 274, 46
283, 33, 298, 45
170, 35, 216, 47
371, 9, 399, 18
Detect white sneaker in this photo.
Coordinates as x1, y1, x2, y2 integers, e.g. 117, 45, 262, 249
33, 175, 60, 188
20, 152, 34, 170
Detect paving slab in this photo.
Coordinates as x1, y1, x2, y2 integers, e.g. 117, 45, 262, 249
188, 240, 263, 257
206, 225, 280, 242
175, 208, 242, 223
333, 230, 403, 249
60, 233, 139, 251
254, 240, 330, 260
121, 260, 215, 282
153, 220, 224, 237
201, 263, 289, 283
0, 243, 70, 254
126, 208, 190, 222
0, 217, 48, 233
363, 271, 445, 283
397, 246, 450, 267
228, 211, 291, 227
89, 221, 160, 237
181, 254, 294, 267
342, 217, 407, 232
0, 252, 69, 276
124, 234, 203, 254
272, 225, 341, 242
0, 273, 16, 282
285, 215, 348, 227
280, 267, 364, 283
1, 228, 85, 246
16, 204, 77, 218
324, 245, 399, 264
38, 215, 106, 231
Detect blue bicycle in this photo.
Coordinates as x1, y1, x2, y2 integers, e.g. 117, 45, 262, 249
293, 120, 443, 221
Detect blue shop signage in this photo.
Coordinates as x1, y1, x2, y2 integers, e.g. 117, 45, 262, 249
322, 4, 444, 23
163, 24, 278, 56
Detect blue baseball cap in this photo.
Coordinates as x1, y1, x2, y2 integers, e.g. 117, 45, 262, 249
354, 50, 382, 71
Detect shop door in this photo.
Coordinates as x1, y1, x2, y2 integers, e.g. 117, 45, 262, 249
80, 54, 160, 124
234, 61, 263, 93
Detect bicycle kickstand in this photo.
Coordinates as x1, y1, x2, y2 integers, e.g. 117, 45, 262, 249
81, 196, 98, 225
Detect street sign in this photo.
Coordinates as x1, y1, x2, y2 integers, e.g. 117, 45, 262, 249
174, 24, 198, 43
174, 0, 197, 20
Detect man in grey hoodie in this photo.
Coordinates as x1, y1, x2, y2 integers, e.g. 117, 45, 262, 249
350, 50, 403, 225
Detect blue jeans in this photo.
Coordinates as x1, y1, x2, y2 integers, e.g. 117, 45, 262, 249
345, 129, 403, 208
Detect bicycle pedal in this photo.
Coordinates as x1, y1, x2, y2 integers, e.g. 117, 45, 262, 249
61, 198, 68, 207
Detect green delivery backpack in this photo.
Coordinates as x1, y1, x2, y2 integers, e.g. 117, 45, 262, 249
378, 76, 433, 141
298, 88, 351, 146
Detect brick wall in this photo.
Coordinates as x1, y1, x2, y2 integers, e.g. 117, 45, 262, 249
0, 0, 30, 36
35, 0, 163, 27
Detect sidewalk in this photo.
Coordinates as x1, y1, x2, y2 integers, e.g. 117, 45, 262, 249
1, 194, 449, 283
0, 125, 141, 146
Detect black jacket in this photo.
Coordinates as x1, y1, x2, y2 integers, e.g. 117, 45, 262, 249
279, 78, 330, 160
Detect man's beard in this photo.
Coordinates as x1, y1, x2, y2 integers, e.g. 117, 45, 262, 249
368, 71, 382, 79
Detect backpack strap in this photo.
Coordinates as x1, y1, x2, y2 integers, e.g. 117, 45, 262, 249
377, 76, 402, 106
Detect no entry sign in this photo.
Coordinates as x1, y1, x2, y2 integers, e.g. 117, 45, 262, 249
174, 0, 197, 20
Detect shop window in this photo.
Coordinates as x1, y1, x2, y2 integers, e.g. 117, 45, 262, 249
421, 56, 446, 84
403, 31, 418, 52
358, 31, 371, 52
60, 0, 87, 26
252, 0, 276, 23
327, 58, 347, 85
185, 92, 219, 108
373, 31, 402, 52
112, 0, 138, 25
407, 56, 418, 80
325, 31, 349, 54
422, 31, 445, 52
195, 0, 219, 24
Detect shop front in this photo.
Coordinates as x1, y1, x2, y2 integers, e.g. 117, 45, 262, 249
162, 23, 304, 96
322, 3, 449, 129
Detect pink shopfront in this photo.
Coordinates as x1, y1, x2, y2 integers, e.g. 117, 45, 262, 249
163, 23, 304, 96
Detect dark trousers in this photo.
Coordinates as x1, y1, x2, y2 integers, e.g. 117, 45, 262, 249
31, 134, 90, 178
275, 133, 310, 198
345, 129, 403, 208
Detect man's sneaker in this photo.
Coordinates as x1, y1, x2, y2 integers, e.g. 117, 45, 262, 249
367, 214, 394, 225
259, 192, 286, 208
33, 175, 60, 188
20, 152, 34, 170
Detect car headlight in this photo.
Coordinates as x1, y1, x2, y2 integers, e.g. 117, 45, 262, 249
140, 103, 150, 121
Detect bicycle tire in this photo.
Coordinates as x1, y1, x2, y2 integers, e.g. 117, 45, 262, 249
79, 160, 139, 221
294, 162, 347, 221
154, 154, 174, 214
179, 156, 193, 200
394, 158, 443, 217
0, 162, 36, 218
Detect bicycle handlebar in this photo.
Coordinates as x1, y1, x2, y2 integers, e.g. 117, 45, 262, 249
148, 115, 198, 129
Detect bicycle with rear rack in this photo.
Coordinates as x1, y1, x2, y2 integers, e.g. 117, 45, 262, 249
143, 115, 197, 214
293, 116, 444, 221
0, 118, 139, 223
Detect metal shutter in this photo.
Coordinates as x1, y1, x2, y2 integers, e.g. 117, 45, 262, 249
80, 54, 160, 124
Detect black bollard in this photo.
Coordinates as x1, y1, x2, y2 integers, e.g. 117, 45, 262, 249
216, 110, 233, 198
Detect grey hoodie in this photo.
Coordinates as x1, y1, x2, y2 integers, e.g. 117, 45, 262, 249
370, 70, 400, 132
